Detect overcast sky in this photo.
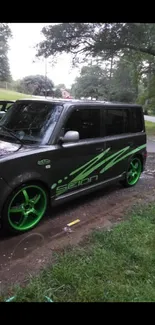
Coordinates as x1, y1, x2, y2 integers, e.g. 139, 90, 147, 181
8, 23, 80, 88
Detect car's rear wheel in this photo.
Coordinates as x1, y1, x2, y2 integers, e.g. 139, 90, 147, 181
122, 157, 142, 188
1, 183, 48, 235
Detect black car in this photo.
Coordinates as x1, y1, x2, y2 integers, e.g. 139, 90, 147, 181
0, 99, 147, 235
0, 100, 15, 119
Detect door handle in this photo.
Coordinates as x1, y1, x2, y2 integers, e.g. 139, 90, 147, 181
128, 142, 134, 147
96, 147, 104, 152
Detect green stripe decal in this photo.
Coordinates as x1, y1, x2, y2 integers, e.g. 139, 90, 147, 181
51, 144, 146, 196
100, 144, 146, 174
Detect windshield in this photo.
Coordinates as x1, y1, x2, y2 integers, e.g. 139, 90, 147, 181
0, 101, 63, 144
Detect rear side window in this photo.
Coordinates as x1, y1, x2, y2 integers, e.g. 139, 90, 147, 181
6, 103, 13, 109
131, 108, 143, 132
104, 108, 130, 136
64, 107, 101, 139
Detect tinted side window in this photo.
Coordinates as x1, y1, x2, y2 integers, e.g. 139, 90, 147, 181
6, 103, 13, 109
0, 104, 5, 111
131, 108, 143, 132
105, 109, 130, 136
64, 108, 101, 139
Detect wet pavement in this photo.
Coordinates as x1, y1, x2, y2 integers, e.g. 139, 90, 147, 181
147, 138, 155, 153
144, 115, 155, 123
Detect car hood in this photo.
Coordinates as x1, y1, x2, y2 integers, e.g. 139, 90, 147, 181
0, 140, 21, 158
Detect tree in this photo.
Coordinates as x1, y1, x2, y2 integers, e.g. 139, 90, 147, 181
54, 87, 62, 98
110, 56, 139, 103
0, 23, 12, 82
71, 64, 109, 100
17, 75, 54, 95
36, 23, 155, 62
136, 58, 155, 115
36, 23, 155, 113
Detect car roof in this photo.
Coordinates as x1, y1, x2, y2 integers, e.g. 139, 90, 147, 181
0, 100, 15, 103
16, 98, 142, 109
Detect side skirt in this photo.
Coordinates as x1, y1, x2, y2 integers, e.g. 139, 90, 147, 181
51, 173, 125, 207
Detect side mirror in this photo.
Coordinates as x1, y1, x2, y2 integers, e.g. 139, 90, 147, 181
62, 130, 80, 143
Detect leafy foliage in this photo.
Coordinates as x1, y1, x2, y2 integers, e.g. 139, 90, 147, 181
16, 75, 54, 96
71, 65, 110, 100
37, 23, 155, 61
0, 24, 12, 82
54, 87, 62, 98
36, 23, 155, 113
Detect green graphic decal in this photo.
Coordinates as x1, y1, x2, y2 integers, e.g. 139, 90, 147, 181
51, 144, 146, 196
38, 159, 51, 166
70, 148, 110, 182
100, 144, 146, 174
56, 175, 99, 196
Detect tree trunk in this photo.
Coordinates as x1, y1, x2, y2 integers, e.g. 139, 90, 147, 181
108, 55, 113, 101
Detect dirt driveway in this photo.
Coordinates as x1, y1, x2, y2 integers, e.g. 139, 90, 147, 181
0, 152, 155, 293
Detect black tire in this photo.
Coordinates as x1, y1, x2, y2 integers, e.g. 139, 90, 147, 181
1, 182, 48, 236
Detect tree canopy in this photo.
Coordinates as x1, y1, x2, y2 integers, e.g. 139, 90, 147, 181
36, 23, 155, 114
16, 75, 54, 96
71, 65, 109, 100
36, 23, 155, 61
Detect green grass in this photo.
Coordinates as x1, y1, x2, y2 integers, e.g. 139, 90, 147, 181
0, 88, 31, 100
2, 203, 155, 302
145, 121, 155, 136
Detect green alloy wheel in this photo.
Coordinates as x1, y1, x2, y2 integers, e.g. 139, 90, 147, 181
122, 157, 142, 188
4, 184, 48, 233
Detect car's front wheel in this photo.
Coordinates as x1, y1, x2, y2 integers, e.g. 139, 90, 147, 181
1, 183, 48, 235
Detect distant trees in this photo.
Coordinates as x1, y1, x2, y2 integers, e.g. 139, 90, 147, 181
16, 75, 54, 96
54, 84, 66, 98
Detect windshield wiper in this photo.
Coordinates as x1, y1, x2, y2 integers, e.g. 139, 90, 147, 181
0, 126, 24, 145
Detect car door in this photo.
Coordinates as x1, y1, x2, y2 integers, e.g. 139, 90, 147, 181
50, 105, 107, 198
101, 106, 132, 181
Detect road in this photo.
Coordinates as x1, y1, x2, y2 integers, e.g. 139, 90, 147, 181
144, 115, 155, 123
144, 115, 155, 152
147, 138, 155, 153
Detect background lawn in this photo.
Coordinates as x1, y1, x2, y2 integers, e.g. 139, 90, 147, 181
0, 88, 31, 101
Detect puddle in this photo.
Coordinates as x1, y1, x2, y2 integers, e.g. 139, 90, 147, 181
10, 233, 45, 260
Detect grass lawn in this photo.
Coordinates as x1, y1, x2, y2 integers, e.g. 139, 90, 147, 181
0, 88, 31, 100
1, 203, 155, 302
145, 121, 155, 136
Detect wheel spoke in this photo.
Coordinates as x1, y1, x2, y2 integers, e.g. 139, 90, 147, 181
32, 208, 39, 216
131, 162, 136, 170
18, 208, 39, 227
9, 206, 24, 213
135, 163, 139, 170
24, 208, 39, 217
30, 194, 41, 205
22, 189, 29, 204
18, 215, 29, 228
127, 169, 133, 178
